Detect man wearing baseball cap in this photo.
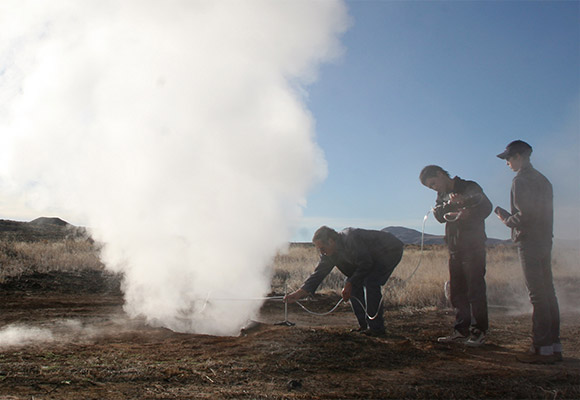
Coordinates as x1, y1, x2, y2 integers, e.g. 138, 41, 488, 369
496, 140, 562, 364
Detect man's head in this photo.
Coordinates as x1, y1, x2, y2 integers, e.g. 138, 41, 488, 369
419, 165, 453, 194
497, 140, 532, 172
312, 226, 340, 256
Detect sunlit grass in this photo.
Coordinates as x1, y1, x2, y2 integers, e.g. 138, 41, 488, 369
272, 242, 580, 311
0, 240, 105, 281
0, 238, 577, 312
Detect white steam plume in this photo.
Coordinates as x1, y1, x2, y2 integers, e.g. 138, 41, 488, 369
0, 1, 349, 335
0, 319, 129, 347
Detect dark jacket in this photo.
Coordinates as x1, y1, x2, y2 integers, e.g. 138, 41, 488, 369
301, 228, 403, 294
504, 164, 553, 243
433, 177, 492, 250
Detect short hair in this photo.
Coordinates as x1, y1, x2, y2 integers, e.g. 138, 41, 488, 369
312, 226, 339, 244
419, 165, 450, 185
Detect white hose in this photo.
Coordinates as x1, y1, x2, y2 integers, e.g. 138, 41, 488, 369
399, 209, 431, 284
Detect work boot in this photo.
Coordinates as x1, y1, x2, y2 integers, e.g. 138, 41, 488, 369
553, 343, 563, 362
350, 326, 367, 333
361, 328, 386, 337
516, 351, 555, 364
516, 346, 555, 364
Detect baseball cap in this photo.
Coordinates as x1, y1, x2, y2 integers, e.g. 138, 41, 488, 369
496, 140, 532, 159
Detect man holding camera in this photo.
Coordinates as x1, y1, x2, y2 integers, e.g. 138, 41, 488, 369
420, 165, 492, 347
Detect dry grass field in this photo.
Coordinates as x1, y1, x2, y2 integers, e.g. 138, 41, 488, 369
272, 242, 580, 313
0, 236, 578, 399
1, 238, 577, 313
0, 240, 105, 280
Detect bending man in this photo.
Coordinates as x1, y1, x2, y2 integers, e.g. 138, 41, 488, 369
284, 226, 403, 336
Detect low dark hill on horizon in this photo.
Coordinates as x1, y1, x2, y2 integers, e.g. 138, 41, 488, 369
382, 226, 511, 246
0, 218, 513, 246
29, 217, 70, 227
0, 217, 89, 242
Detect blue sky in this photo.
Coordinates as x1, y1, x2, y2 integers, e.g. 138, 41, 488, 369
0, 1, 577, 245
296, 0, 580, 242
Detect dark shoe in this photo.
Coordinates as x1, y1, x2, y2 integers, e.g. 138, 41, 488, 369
465, 329, 486, 347
437, 330, 467, 343
516, 351, 555, 364
350, 327, 367, 333
361, 329, 386, 337
553, 343, 563, 362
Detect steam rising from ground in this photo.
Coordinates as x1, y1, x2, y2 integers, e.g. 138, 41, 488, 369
0, 1, 348, 335
0, 319, 137, 348
0, 320, 101, 347
0, 325, 54, 347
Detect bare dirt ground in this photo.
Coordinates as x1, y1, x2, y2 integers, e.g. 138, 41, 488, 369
0, 272, 578, 399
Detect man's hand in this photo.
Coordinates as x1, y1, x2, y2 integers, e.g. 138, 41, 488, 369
284, 288, 308, 304
448, 193, 465, 205
494, 206, 510, 224
341, 281, 352, 302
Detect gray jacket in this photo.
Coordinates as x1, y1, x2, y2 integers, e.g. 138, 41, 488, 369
505, 164, 553, 243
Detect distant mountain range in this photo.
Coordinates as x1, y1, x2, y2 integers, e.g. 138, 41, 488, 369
0, 217, 513, 246
382, 226, 512, 246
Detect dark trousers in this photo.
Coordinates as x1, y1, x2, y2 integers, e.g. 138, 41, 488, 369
449, 245, 488, 334
350, 248, 403, 331
518, 241, 560, 349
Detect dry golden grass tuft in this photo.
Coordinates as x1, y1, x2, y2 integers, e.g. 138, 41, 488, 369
0, 239, 105, 281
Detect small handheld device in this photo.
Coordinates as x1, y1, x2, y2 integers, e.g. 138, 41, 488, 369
494, 206, 511, 220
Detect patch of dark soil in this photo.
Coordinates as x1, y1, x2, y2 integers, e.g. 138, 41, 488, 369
0, 270, 122, 295
263, 327, 424, 372
0, 274, 577, 399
